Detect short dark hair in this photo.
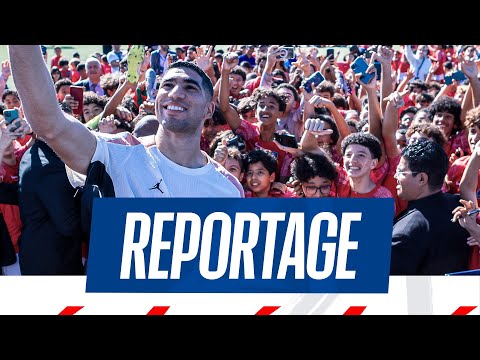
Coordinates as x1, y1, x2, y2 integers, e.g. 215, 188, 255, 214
2, 89, 20, 103
405, 123, 447, 147
401, 139, 448, 189
54, 78, 73, 93
341, 132, 382, 160
275, 83, 299, 103
250, 87, 287, 112
430, 96, 462, 131
167, 61, 214, 100
243, 148, 278, 176
400, 106, 418, 119
291, 152, 338, 183
230, 66, 247, 82
240, 61, 252, 69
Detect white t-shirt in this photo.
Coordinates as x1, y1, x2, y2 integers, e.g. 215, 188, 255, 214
106, 50, 126, 74
91, 135, 244, 198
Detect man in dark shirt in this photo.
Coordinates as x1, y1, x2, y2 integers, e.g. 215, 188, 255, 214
18, 139, 86, 275
391, 139, 470, 275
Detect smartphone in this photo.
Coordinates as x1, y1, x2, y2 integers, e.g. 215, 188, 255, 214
226, 135, 246, 151
350, 57, 375, 84
302, 71, 325, 93
274, 132, 298, 148
373, 61, 382, 80
326, 48, 335, 61
69, 85, 84, 116
277, 46, 295, 60
3, 109, 21, 131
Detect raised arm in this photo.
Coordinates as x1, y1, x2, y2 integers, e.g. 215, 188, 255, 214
8, 45, 96, 175
372, 46, 394, 115
459, 53, 480, 108
459, 141, 480, 207
299, 118, 333, 159
259, 45, 280, 88
218, 52, 242, 131
355, 64, 386, 167
404, 45, 417, 67
0, 60, 11, 96
382, 92, 403, 159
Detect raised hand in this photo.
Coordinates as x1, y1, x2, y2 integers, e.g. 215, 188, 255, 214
304, 117, 334, 136
373, 45, 393, 66
98, 114, 117, 134
309, 94, 334, 110
195, 45, 214, 73
213, 138, 228, 166
222, 52, 239, 72
1, 60, 11, 79
458, 53, 478, 80
114, 105, 133, 122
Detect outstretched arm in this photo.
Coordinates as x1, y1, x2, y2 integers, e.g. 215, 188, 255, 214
8, 45, 96, 175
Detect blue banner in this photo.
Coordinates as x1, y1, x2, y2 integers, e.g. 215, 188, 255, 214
86, 198, 394, 293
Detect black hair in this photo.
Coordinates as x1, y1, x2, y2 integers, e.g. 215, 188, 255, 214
341, 132, 382, 160
251, 87, 287, 113
243, 148, 278, 176
291, 152, 338, 183
401, 139, 448, 189
167, 61, 214, 100
430, 95, 462, 131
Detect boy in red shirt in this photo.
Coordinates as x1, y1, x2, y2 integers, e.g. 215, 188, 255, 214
243, 149, 295, 198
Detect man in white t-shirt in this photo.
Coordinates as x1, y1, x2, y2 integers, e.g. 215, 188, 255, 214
9, 45, 244, 199
106, 45, 126, 74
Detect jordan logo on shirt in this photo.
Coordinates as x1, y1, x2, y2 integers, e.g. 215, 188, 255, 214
149, 179, 164, 193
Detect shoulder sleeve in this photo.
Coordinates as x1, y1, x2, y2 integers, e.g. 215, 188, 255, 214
236, 119, 259, 141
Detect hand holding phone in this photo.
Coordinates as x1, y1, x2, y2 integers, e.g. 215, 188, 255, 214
326, 48, 335, 62
3, 108, 21, 131
350, 57, 375, 84
69, 86, 84, 116
277, 46, 295, 60
302, 71, 325, 93
274, 132, 298, 148
304, 118, 334, 136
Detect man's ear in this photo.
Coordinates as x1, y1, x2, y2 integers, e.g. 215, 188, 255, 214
370, 158, 378, 170
418, 172, 429, 186
206, 101, 215, 120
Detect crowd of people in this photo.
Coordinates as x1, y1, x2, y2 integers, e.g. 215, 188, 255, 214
1, 44, 479, 276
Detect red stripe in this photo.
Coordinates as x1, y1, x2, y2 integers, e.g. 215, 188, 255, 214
146, 306, 170, 315
451, 306, 477, 315
255, 306, 280, 315
58, 306, 84, 315
343, 306, 366, 315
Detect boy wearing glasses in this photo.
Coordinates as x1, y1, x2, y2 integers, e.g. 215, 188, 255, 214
300, 120, 395, 207
290, 152, 338, 198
